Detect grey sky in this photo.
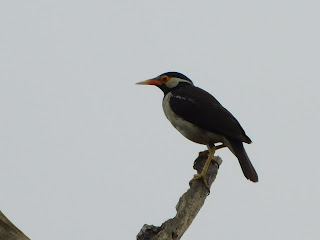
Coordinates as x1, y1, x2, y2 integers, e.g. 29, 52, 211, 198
1, 1, 319, 239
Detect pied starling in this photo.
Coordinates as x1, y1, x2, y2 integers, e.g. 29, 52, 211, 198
137, 72, 258, 188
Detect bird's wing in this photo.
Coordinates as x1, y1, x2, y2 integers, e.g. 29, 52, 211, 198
169, 85, 251, 143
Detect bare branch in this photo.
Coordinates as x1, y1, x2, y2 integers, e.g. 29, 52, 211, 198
137, 150, 222, 240
0, 210, 30, 240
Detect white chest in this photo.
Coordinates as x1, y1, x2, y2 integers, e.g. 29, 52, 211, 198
162, 93, 223, 145
162, 93, 185, 131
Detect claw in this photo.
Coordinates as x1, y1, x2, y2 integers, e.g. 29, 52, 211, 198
189, 173, 210, 192
189, 145, 217, 193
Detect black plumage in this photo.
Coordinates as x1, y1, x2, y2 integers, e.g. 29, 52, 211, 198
169, 85, 251, 144
137, 72, 258, 183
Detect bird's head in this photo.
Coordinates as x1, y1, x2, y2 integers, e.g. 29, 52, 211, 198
136, 72, 193, 94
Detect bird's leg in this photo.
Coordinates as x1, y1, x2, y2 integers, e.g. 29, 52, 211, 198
189, 145, 216, 191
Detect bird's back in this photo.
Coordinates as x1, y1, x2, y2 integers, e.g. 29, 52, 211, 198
168, 85, 251, 143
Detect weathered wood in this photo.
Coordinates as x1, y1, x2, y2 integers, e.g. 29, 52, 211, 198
137, 151, 222, 240
0, 210, 30, 240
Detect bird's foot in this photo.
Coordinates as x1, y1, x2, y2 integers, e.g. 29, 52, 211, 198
189, 146, 217, 194
189, 173, 210, 193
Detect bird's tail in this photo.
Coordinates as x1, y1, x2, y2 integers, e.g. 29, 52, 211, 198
228, 139, 258, 182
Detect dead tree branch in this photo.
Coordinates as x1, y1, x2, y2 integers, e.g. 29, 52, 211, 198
0, 210, 30, 240
137, 150, 222, 240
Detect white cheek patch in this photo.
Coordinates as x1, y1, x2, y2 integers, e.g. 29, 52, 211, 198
165, 77, 191, 88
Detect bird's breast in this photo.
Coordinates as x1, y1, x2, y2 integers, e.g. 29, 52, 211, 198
162, 93, 224, 145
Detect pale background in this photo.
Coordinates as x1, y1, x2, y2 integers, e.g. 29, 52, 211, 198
1, 1, 319, 239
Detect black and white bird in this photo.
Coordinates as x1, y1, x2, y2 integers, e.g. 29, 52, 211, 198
137, 72, 258, 188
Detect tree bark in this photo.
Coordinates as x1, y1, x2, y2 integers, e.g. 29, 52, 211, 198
137, 150, 222, 240
0, 210, 30, 240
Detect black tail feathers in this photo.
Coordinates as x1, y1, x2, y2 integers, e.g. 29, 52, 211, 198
228, 139, 258, 182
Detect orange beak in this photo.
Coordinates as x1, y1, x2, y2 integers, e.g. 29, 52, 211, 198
136, 78, 161, 86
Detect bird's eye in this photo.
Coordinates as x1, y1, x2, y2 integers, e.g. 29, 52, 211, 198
161, 76, 168, 82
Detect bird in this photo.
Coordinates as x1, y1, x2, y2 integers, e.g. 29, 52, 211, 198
136, 72, 258, 189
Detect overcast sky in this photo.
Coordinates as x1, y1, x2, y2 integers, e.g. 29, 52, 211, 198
1, 1, 319, 239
